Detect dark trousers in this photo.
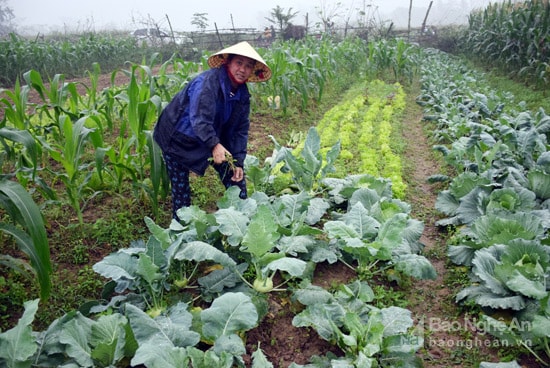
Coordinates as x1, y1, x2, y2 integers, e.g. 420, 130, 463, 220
162, 153, 247, 219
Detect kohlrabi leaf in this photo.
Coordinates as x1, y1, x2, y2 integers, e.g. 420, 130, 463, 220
334, 280, 375, 304
172, 240, 237, 269
276, 235, 314, 256
349, 187, 383, 213
89, 313, 129, 367
144, 215, 173, 248
175, 205, 216, 239
131, 344, 189, 368
382, 334, 424, 358
0, 299, 39, 367
242, 204, 280, 258
125, 302, 200, 348
370, 198, 411, 223
294, 284, 335, 306
305, 197, 330, 225
58, 313, 94, 367
292, 303, 345, 341
201, 292, 258, 341
324, 220, 361, 240
251, 343, 274, 368
277, 192, 310, 225
263, 257, 307, 277
137, 253, 162, 287
301, 126, 323, 178
394, 254, 437, 280
375, 213, 408, 260
198, 263, 248, 295
216, 185, 257, 215
214, 208, 249, 247
380, 307, 413, 336
212, 333, 246, 357
340, 202, 380, 239
93, 250, 138, 291
187, 346, 234, 368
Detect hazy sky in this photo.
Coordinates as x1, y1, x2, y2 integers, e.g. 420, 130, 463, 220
11, 0, 494, 34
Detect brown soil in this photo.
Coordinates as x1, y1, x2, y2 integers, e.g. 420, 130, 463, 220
4, 70, 541, 367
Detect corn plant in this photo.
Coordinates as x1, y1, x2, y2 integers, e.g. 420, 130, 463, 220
38, 115, 98, 224
466, 0, 550, 88
0, 179, 51, 300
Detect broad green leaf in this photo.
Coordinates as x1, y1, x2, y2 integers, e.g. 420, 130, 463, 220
375, 213, 407, 260
394, 254, 437, 280
305, 197, 330, 225
528, 169, 550, 200
212, 333, 246, 356
251, 344, 274, 368
242, 204, 280, 258
504, 270, 546, 299
472, 247, 508, 295
173, 240, 237, 269
382, 334, 424, 355
531, 315, 550, 338
137, 253, 162, 287
92, 251, 138, 291
187, 347, 233, 368
292, 303, 345, 341
457, 285, 526, 310
201, 292, 258, 340
470, 213, 544, 245
217, 185, 257, 214
90, 313, 128, 367
144, 216, 173, 248
214, 208, 249, 246
125, 303, 200, 348
448, 244, 477, 266
131, 344, 189, 368
0, 299, 39, 367
264, 257, 307, 277
198, 263, 248, 294
340, 202, 380, 239
294, 284, 334, 306
59, 314, 94, 367
380, 307, 413, 336
324, 221, 360, 240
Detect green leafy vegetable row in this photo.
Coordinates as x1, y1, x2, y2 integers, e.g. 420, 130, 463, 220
418, 48, 550, 365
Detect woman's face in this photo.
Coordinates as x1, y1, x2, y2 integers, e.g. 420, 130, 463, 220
227, 55, 255, 85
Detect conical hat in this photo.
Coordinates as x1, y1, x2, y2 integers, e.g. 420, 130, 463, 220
207, 41, 272, 82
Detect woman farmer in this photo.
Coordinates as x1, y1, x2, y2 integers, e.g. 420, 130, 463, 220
153, 41, 272, 219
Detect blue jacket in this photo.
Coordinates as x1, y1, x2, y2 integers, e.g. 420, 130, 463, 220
153, 67, 251, 175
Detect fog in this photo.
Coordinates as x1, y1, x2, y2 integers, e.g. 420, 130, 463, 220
11, 0, 497, 35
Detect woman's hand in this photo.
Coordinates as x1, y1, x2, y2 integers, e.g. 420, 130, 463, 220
212, 143, 230, 164
231, 167, 244, 182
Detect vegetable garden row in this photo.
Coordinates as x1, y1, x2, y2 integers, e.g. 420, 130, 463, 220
1, 10, 550, 366
417, 48, 550, 366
